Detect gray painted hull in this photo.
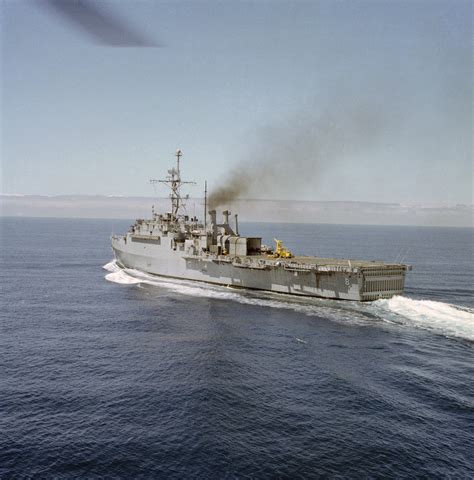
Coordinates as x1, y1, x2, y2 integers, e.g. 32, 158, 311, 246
112, 236, 407, 301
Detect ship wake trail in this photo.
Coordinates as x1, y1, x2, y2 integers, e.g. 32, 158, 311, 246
103, 261, 474, 341
372, 296, 474, 342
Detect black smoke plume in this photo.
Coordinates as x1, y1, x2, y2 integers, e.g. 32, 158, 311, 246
208, 101, 387, 209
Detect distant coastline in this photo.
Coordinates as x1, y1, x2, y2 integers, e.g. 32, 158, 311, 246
0, 194, 472, 227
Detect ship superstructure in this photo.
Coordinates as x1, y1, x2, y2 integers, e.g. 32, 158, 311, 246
111, 150, 410, 301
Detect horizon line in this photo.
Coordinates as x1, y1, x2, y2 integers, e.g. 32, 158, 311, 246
1, 193, 472, 209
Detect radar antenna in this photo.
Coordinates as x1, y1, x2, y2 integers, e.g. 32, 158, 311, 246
150, 149, 196, 220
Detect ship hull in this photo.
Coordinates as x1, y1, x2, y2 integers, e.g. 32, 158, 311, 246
109, 152, 409, 302
112, 237, 406, 302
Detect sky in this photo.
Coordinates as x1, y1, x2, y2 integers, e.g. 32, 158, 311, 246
1, 0, 472, 206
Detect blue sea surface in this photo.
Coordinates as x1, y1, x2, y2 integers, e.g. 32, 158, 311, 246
1, 218, 473, 478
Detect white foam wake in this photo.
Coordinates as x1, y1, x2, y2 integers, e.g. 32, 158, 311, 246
103, 260, 141, 284
372, 296, 474, 342
103, 260, 474, 341
103, 260, 120, 272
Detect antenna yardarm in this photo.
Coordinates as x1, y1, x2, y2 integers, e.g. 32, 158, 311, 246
150, 149, 196, 219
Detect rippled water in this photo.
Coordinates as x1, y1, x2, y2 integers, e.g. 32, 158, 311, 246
1, 218, 473, 478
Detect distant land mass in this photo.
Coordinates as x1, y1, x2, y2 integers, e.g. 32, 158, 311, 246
0, 195, 472, 227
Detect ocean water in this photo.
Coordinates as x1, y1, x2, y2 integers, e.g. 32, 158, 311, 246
1, 217, 473, 478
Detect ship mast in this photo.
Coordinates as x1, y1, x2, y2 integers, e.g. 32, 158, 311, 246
150, 149, 196, 221
204, 180, 207, 232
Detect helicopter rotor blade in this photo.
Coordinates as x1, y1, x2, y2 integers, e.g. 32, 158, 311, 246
44, 0, 162, 47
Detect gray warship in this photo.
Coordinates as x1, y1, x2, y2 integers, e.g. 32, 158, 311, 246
112, 150, 411, 301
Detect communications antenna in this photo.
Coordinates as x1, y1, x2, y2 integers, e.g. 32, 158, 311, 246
150, 149, 196, 220
204, 180, 207, 232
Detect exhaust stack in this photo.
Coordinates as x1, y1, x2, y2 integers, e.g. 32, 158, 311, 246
222, 210, 230, 225
209, 209, 217, 243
